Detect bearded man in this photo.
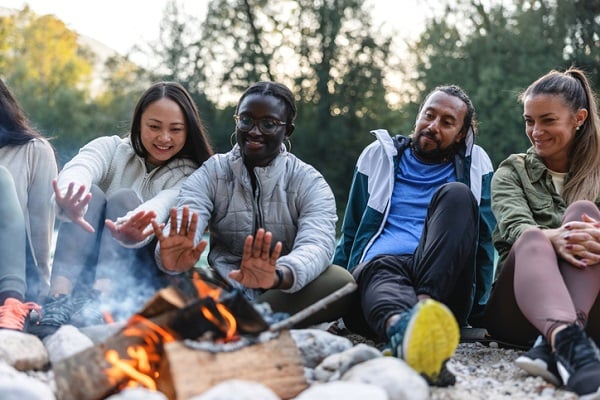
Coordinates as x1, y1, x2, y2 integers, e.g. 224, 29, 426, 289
333, 85, 495, 386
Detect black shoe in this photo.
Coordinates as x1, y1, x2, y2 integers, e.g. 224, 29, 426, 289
27, 294, 81, 338
515, 335, 561, 386
554, 324, 600, 399
69, 290, 106, 327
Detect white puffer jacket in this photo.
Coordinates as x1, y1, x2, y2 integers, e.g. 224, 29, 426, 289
156, 145, 337, 300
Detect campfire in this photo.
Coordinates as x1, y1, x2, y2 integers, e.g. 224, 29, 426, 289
52, 269, 356, 400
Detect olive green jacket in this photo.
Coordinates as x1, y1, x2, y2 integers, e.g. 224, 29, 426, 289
491, 147, 600, 271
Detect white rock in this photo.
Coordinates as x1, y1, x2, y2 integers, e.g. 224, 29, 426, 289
106, 387, 168, 399
314, 343, 382, 382
189, 380, 280, 400
342, 357, 429, 400
295, 381, 387, 400
0, 365, 55, 399
290, 329, 353, 368
0, 330, 48, 370
44, 325, 93, 364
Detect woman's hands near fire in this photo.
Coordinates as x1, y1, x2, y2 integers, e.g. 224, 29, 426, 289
229, 228, 283, 289
152, 206, 207, 273
53, 179, 94, 232
105, 210, 157, 245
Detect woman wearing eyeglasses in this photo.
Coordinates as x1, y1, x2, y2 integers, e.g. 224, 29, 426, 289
153, 81, 355, 327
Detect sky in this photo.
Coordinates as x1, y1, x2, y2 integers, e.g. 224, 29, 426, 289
0, 0, 433, 60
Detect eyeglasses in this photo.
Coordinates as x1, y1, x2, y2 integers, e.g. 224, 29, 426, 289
233, 114, 287, 135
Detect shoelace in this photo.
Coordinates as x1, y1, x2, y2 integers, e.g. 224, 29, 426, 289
39, 297, 75, 326
0, 299, 41, 330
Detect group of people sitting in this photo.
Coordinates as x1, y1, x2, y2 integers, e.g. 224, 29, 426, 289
0, 66, 599, 398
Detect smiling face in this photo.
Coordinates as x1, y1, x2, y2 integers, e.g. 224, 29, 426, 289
523, 94, 586, 172
412, 91, 467, 162
140, 98, 187, 166
235, 93, 290, 168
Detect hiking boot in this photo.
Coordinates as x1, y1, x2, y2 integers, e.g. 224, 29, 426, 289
0, 298, 41, 331
27, 293, 85, 338
515, 335, 561, 386
554, 324, 600, 399
385, 299, 459, 386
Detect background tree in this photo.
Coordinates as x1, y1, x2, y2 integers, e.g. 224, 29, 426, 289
404, 0, 599, 166
153, 0, 395, 212
0, 6, 143, 165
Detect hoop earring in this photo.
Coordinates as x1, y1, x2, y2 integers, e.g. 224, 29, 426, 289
285, 138, 292, 153
230, 132, 237, 148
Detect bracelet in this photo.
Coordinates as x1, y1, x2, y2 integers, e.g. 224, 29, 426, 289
274, 268, 284, 289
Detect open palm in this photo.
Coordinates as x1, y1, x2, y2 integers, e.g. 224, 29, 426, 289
152, 207, 207, 273
229, 228, 282, 289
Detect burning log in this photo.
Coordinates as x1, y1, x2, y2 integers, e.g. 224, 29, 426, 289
53, 276, 356, 400
54, 285, 256, 400
158, 330, 307, 400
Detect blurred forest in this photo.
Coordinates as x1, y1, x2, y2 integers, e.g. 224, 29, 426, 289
1, 0, 598, 218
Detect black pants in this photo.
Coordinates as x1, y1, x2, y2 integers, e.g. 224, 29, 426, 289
344, 182, 478, 340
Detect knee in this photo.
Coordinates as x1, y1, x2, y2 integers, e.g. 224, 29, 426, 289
566, 200, 600, 221
514, 227, 547, 250
106, 189, 141, 219
436, 182, 476, 209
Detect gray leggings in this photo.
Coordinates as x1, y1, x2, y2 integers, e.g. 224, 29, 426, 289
485, 200, 600, 346
51, 185, 166, 304
0, 166, 27, 300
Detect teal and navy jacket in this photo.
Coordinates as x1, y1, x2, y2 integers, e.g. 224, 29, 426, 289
333, 129, 496, 321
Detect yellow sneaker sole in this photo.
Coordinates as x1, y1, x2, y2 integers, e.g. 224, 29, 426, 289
402, 299, 459, 381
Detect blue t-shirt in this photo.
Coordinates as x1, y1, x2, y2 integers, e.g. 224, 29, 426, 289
363, 147, 455, 262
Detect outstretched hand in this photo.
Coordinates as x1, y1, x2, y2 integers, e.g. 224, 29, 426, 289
53, 179, 94, 233
105, 210, 157, 245
152, 206, 207, 273
229, 228, 282, 289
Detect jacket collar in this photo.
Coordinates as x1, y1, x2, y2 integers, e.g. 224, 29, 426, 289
525, 146, 550, 183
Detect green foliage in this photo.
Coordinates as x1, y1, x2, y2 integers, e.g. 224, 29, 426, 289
141, 0, 395, 215
1, 6, 145, 166
4, 0, 599, 218
405, 0, 599, 166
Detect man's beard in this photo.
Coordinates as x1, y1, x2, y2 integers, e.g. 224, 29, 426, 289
411, 131, 459, 163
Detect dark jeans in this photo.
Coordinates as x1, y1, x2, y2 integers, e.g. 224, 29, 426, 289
51, 185, 168, 312
485, 200, 600, 347
344, 182, 478, 340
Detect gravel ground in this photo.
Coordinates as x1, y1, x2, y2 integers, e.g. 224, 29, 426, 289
430, 342, 578, 400
341, 329, 578, 400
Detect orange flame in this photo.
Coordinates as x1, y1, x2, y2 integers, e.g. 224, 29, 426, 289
104, 315, 176, 390
105, 349, 157, 390
192, 271, 238, 341
104, 273, 241, 389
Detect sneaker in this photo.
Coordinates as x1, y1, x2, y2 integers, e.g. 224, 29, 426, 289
27, 293, 85, 338
554, 324, 600, 399
0, 298, 41, 331
515, 335, 562, 386
69, 291, 107, 327
386, 299, 459, 386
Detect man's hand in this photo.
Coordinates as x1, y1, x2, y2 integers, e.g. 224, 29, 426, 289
53, 179, 94, 232
105, 210, 157, 245
152, 206, 207, 273
229, 228, 282, 289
